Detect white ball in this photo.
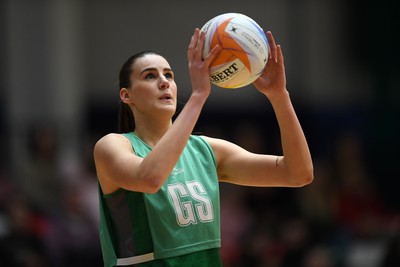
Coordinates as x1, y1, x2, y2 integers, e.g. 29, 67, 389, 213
201, 13, 269, 89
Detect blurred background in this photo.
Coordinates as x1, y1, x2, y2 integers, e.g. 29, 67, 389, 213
1, 0, 399, 266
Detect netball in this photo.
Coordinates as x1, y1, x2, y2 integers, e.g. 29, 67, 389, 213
201, 13, 269, 89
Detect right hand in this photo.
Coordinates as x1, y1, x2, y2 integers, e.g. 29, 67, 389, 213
187, 28, 221, 98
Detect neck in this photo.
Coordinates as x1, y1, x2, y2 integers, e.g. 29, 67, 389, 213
133, 118, 172, 148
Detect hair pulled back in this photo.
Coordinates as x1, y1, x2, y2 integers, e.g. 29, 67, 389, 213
118, 51, 158, 133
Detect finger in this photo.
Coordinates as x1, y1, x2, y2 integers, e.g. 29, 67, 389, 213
277, 45, 284, 66
267, 31, 277, 61
188, 28, 200, 55
197, 30, 206, 57
203, 44, 220, 66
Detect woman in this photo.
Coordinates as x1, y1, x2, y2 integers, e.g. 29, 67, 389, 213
94, 28, 313, 266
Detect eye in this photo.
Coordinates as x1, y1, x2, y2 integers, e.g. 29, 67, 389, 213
145, 73, 156, 79
165, 72, 174, 79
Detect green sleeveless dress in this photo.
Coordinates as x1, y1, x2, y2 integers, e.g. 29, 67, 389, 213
98, 133, 222, 266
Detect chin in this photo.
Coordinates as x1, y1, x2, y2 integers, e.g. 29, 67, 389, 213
161, 104, 176, 115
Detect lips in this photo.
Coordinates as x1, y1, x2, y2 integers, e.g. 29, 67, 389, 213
159, 93, 172, 100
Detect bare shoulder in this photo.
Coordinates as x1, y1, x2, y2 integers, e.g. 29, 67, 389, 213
200, 135, 224, 152
200, 135, 242, 151
200, 135, 246, 163
95, 133, 131, 148
94, 133, 133, 161
94, 133, 135, 194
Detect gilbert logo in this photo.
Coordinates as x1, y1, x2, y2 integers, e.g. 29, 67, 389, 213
210, 62, 239, 83
171, 167, 184, 176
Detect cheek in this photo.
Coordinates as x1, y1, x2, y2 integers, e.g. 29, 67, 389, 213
131, 87, 157, 108
131, 85, 150, 99
171, 83, 178, 97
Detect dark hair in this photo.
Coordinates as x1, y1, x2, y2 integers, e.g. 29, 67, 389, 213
118, 51, 158, 133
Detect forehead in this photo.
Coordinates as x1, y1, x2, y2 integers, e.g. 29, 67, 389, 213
133, 54, 171, 72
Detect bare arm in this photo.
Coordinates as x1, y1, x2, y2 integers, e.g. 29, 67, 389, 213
94, 29, 221, 194
203, 93, 313, 187
204, 31, 313, 187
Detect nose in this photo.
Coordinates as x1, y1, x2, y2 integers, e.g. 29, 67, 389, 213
159, 75, 170, 90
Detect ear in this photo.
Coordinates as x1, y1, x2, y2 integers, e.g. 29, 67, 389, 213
120, 88, 131, 104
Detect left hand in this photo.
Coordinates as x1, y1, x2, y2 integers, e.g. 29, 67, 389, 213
253, 31, 287, 99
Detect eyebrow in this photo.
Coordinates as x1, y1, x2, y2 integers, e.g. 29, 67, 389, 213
140, 67, 173, 76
